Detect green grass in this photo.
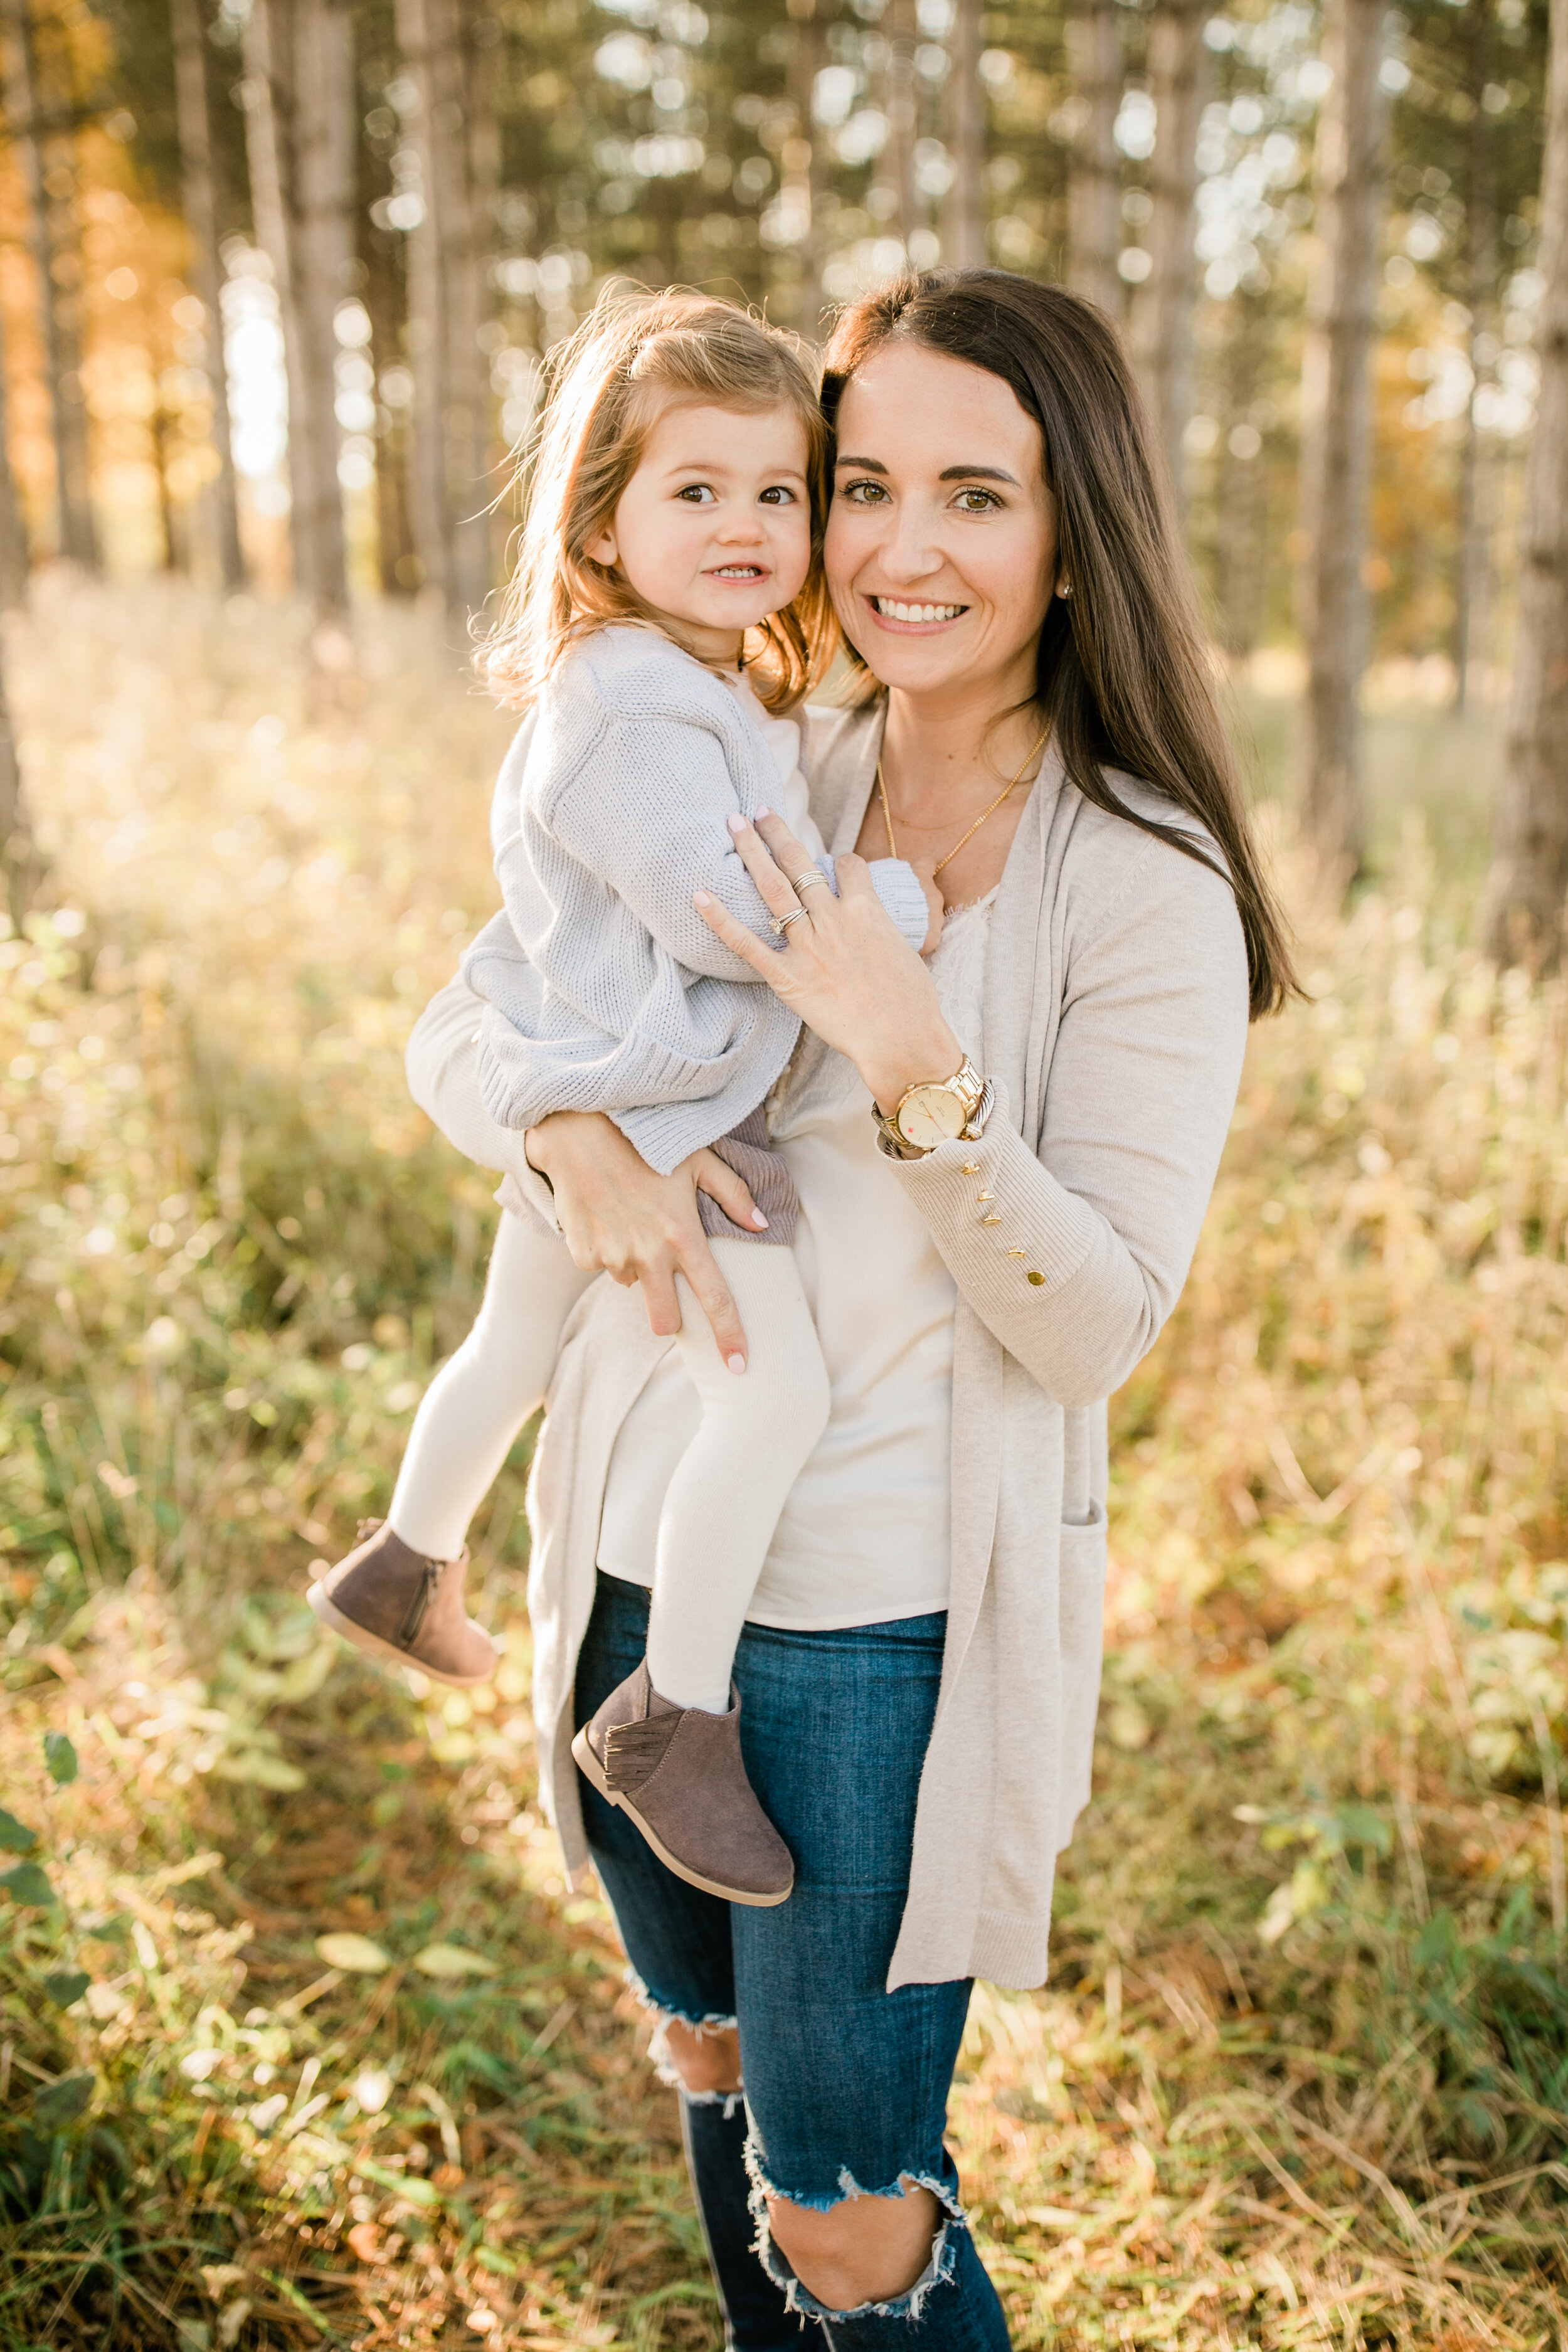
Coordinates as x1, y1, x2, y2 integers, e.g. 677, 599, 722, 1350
2, 577, 1565, 2349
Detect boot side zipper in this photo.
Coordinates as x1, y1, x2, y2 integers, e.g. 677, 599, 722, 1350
400, 1560, 440, 1648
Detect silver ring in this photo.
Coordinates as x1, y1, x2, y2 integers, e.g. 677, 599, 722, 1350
770, 906, 809, 937
793, 870, 828, 892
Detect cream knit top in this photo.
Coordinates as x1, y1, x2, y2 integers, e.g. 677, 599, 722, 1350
407, 701, 1249, 1993
596, 890, 995, 1629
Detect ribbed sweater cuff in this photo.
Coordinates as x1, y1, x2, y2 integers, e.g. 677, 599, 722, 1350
867, 858, 933, 950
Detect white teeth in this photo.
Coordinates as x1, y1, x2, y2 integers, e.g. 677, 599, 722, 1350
874, 597, 964, 623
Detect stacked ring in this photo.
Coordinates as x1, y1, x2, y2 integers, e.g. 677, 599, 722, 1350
770, 907, 809, 937
793, 870, 828, 892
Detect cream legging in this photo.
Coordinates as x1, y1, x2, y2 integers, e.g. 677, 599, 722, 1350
389, 1209, 830, 1713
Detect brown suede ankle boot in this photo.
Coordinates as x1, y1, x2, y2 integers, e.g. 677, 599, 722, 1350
308, 1520, 497, 1688
571, 1661, 794, 1906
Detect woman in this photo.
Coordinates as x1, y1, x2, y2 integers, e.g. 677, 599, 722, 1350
408, 270, 1291, 2348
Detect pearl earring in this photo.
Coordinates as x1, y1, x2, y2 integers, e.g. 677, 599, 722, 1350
1056, 580, 1073, 600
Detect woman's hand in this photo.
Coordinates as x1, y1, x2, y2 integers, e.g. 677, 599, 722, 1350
697, 811, 964, 1112
524, 1111, 763, 1364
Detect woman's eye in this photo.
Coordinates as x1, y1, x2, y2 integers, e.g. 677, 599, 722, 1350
842, 479, 889, 505
953, 487, 1000, 513
676, 484, 716, 504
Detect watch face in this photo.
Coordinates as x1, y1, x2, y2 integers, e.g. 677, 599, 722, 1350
897, 1086, 967, 1149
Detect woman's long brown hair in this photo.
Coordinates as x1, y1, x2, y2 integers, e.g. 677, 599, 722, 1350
820, 270, 1295, 1019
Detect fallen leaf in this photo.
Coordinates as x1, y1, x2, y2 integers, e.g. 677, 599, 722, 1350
412, 1942, 497, 1978
314, 1931, 392, 1973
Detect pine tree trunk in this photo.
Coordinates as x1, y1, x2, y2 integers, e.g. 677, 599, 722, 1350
0, 285, 30, 607
1294, 0, 1386, 874
396, 0, 497, 618
1453, 0, 1495, 712
1065, 0, 1123, 319
4, 0, 98, 569
0, 629, 41, 926
242, 0, 353, 618
1216, 296, 1268, 655
171, 0, 245, 591
785, 0, 825, 339
1483, 0, 1568, 965
943, 0, 986, 268
1136, 0, 1205, 511
884, 0, 918, 255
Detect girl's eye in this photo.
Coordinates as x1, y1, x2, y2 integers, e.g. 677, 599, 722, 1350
953, 487, 1001, 513
676, 484, 716, 504
841, 479, 889, 505
758, 485, 797, 505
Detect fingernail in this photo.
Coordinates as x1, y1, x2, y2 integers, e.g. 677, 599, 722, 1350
727, 1352, 747, 1375
694, 890, 711, 906
756, 805, 772, 819
727, 813, 746, 832
751, 1209, 769, 1229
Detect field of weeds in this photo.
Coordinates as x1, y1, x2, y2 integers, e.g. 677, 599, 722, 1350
1, 577, 1565, 2352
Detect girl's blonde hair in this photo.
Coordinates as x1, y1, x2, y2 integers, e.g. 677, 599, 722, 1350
480, 288, 835, 714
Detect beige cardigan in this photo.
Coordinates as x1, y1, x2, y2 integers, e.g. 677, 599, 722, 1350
406, 702, 1249, 1992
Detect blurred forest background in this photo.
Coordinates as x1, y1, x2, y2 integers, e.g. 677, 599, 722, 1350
4, 0, 1568, 2347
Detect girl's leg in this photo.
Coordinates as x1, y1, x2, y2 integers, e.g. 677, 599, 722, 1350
576, 1574, 826, 2351
389, 1209, 592, 1560
647, 1243, 831, 1714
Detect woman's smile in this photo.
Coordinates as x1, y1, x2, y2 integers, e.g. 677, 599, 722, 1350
864, 593, 971, 630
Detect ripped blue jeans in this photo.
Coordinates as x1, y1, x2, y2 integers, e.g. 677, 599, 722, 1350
575, 1571, 1012, 2349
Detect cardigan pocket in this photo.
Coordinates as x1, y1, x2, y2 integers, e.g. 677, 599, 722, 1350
1056, 1501, 1108, 1846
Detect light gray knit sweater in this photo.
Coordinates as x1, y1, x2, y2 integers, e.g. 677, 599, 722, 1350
461, 627, 930, 1175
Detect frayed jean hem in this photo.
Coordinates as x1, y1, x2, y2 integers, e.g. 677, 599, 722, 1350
743, 2137, 965, 2327
627, 1968, 745, 2117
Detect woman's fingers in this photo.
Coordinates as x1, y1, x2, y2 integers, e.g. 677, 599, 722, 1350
724, 811, 802, 918
694, 888, 783, 979
751, 807, 820, 888
673, 1231, 748, 1368
692, 1146, 768, 1232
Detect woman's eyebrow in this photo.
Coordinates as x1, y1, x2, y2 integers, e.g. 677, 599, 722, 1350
938, 464, 1020, 485
833, 454, 888, 472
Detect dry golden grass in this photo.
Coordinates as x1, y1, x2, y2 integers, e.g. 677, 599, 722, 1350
1, 578, 1564, 2349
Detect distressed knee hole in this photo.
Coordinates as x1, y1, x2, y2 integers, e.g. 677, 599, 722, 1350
752, 2162, 960, 2321
650, 2011, 743, 2103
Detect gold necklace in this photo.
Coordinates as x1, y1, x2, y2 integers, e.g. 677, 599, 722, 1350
876, 729, 1049, 881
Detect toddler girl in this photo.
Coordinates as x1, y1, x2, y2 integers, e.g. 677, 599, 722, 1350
309, 292, 936, 1907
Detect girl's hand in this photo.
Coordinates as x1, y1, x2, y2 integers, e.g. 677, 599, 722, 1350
697, 812, 964, 1113
524, 1111, 763, 1364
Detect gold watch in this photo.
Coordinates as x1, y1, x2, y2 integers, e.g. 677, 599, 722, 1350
873, 1056, 993, 1156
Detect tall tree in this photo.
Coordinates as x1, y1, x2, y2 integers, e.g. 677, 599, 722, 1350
1483, 0, 1568, 964
784, 0, 827, 337
943, 0, 986, 268
0, 289, 29, 606
1453, 0, 1495, 711
884, 0, 919, 254
0, 636, 40, 925
1065, 0, 1123, 317
1294, 0, 1387, 873
1135, 0, 1205, 509
171, 0, 245, 591
241, 0, 354, 618
3, 0, 98, 569
395, 0, 498, 618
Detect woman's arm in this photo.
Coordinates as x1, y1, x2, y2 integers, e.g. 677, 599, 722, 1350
884, 845, 1248, 1402
405, 970, 763, 1362
695, 811, 1249, 1407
